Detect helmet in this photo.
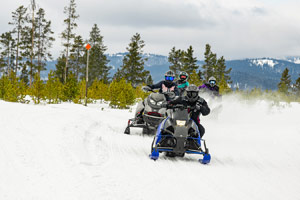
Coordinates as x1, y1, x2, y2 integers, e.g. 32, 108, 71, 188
186, 84, 199, 102
179, 71, 188, 82
208, 76, 217, 87
165, 70, 175, 83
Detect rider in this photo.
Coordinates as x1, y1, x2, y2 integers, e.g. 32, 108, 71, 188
136, 70, 179, 124
166, 84, 210, 138
176, 71, 189, 96
198, 76, 220, 97
143, 70, 179, 100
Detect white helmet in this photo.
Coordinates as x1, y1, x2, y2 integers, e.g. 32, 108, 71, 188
208, 76, 216, 87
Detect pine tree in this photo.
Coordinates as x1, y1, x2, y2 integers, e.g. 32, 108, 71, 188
55, 55, 66, 83
29, 0, 36, 87
135, 84, 149, 100
0, 56, 4, 76
115, 33, 150, 87
30, 73, 45, 104
0, 32, 15, 75
109, 78, 135, 109
69, 35, 84, 81
202, 44, 217, 81
146, 74, 153, 85
278, 68, 291, 94
73, 79, 86, 104
182, 45, 198, 74
87, 24, 111, 84
109, 79, 120, 108
0, 75, 8, 98
118, 80, 135, 109
88, 79, 109, 102
189, 69, 203, 86
292, 75, 300, 96
3, 72, 26, 102
44, 70, 63, 103
9, 5, 28, 75
62, 72, 79, 101
19, 62, 29, 85
35, 8, 55, 77
215, 56, 232, 84
219, 75, 232, 94
168, 47, 184, 76
61, 0, 79, 83
20, 24, 32, 85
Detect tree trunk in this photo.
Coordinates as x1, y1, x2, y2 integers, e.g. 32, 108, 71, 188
7, 42, 11, 76
16, 29, 20, 74
30, 9, 35, 87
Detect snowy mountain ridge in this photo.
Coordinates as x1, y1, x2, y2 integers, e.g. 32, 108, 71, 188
43, 54, 300, 90
250, 58, 278, 68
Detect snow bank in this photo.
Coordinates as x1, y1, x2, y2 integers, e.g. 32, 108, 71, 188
0, 97, 299, 200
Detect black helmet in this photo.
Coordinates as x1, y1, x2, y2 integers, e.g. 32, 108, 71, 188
186, 84, 199, 102
165, 70, 175, 83
179, 71, 188, 82
208, 76, 216, 87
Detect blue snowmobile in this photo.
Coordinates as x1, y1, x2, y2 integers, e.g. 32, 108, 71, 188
149, 104, 211, 164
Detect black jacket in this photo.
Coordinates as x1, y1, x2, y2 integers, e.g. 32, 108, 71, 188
148, 81, 179, 96
168, 96, 210, 117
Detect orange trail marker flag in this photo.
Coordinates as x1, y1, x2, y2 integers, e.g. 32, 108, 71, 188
85, 43, 91, 50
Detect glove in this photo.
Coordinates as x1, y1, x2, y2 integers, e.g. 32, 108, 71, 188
195, 102, 202, 111
198, 97, 205, 104
142, 85, 151, 92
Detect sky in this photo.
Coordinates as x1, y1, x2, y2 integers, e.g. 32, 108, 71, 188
1, 0, 300, 60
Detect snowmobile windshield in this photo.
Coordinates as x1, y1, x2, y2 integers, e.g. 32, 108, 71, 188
151, 93, 165, 102
171, 108, 189, 121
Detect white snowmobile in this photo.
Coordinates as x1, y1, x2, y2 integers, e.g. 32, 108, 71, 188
124, 86, 174, 135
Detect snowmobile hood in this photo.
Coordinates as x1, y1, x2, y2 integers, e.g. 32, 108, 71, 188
150, 93, 166, 102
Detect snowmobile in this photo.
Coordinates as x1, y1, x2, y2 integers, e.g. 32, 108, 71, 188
149, 104, 211, 164
124, 89, 170, 135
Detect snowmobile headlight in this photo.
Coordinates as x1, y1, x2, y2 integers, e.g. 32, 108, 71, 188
156, 101, 163, 106
149, 99, 156, 105
176, 120, 186, 126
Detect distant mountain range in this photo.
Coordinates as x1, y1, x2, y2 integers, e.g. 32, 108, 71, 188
44, 53, 300, 90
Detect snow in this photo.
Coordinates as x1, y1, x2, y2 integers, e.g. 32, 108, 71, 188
252, 59, 278, 68
286, 57, 300, 64
1, 96, 300, 200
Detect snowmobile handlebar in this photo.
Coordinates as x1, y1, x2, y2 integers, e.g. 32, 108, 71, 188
166, 104, 192, 110
165, 103, 201, 112
142, 86, 158, 93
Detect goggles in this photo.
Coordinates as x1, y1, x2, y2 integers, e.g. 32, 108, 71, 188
187, 91, 198, 98
209, 80, 216, 84
180, 75, 187, 79
165, 76, 175, 81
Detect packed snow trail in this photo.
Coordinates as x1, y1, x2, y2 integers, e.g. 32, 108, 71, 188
0, 96, 300, 200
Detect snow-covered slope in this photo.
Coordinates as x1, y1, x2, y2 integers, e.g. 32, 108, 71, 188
251, 58, 278, 68
0, 97, 300, 200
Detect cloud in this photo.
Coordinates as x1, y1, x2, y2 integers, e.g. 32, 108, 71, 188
77, 0, 216, 28
1, 0, 300, 59
251, 7, 267, 15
